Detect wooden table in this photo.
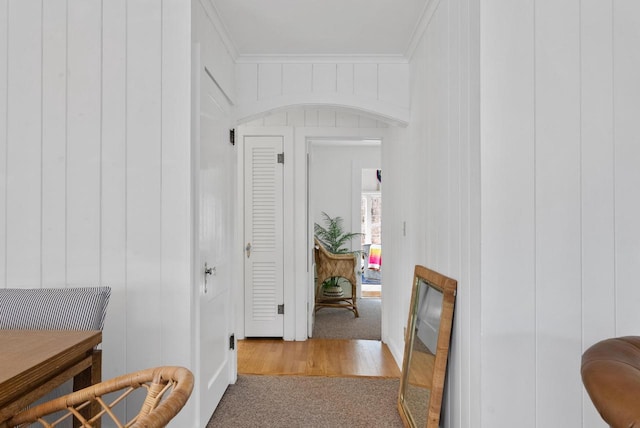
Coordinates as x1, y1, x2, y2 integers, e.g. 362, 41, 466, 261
0, 330, 102, 426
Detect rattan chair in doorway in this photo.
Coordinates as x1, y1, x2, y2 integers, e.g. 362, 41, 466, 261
314, 238, 359, 317
6, 366, 194, 428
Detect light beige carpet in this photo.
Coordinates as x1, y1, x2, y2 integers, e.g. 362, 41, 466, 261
312, 297, 381, 340
207, 374, 403, 428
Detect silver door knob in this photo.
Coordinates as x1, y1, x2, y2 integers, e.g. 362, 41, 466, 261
245, 242, 252, 258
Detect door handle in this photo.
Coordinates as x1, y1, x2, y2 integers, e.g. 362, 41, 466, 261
203, 262, 215, 294
245, 243, 252, 258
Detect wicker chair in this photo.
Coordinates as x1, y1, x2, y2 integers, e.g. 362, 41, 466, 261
314, 238, 359, 317
6, 366, 194, 428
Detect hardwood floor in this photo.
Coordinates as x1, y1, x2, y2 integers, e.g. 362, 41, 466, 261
238, 338, 401, 378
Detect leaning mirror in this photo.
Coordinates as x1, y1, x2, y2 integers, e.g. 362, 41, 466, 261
398, 265, 457, 428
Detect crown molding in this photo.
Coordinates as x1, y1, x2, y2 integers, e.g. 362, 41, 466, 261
235, 54, 408, 65
200, 0, 440, 65
404, 0, 442, 61
201, 0, 239, 61
308, 138, 382, 147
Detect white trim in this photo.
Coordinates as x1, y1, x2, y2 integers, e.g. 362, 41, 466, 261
351, 160, 363, 298
233, 95, 410, 127
237, 126, 391, 342
200, 0, 239, 61
298, 127, 390, 341
404, 0, 442, 61
235, 54, 408, 64
307, 138, 382, 147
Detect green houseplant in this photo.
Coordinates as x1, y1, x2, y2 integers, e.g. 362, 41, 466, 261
314, 212, 362, 296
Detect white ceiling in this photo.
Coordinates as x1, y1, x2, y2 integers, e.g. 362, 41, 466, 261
210, 0, 430, 57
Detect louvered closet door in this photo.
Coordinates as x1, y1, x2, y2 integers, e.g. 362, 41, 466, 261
244, 136, 284, 337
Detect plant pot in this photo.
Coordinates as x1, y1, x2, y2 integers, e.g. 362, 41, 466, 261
323, 285, 344, 298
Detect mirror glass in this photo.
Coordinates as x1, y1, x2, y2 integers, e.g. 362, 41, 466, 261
398, 265, 457, 428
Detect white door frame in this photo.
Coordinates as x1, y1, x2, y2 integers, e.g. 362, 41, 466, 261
236, 127, 296, 340
235, 126, 392, 342
300, 128, 389, 342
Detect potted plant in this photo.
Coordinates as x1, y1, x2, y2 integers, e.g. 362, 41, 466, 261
314, 212, 362, 297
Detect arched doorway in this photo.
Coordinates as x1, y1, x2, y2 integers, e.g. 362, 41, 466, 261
234, 104, 401, 342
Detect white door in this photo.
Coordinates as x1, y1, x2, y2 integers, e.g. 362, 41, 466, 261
194, 51, 235, 425
244, 136, 284, 337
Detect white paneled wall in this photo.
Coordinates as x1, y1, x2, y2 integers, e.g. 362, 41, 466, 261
6, 0, 41, 286
580, 0, 615, 350
481, 0, 537, 424
0, 0, 6, 289
535, 2, 582, 425
42, 0, 68, 286
613, 1, 640, 339
382, 1, 478, 428
0, 1, 196, 425
481, 0, 640, 427
235, 60, 410, 125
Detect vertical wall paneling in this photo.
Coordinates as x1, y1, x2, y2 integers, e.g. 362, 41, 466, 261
235, 63, 258, 105
317, 110, 336, 127
448, 0, 461, 282
282, 64, 311, 96
580, 0, 615, 350
263, 112, 288, 126
6, 0, 42, 287
101, 0, 127, 393
580, 3, 615, 423
66, 0, 102, 285
480, 0, 536, 425
353, 64, 378, 101
336, 63, 354, 94
312, 63, 337, 93
446, 0, 461, 422
126, 0, 163, 386
304, 110, 319, 127
407, 29, 424, 269
613, 1, 640, 336
2, 1, 197, 423
421, 10, 434, 259
286, 109, 305, 127
425, 6, 449, 270
534, 1, 582, 426
336, 112, 358, 128
243, 118, 264, 127
358, 116, 378, 128
378, 64, 410, 109
235, 61, 409, 125
161, 0, 192, 399
257, 63, 282, 100
467, 0, 483, 425
41, 0, 68, 287
0, 0, 7, 286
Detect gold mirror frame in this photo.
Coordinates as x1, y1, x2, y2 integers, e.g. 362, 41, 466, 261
398, 265, 457, 428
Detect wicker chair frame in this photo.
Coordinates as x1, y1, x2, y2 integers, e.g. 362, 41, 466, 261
7, 366, 193, 428
314, 238, 359, 317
